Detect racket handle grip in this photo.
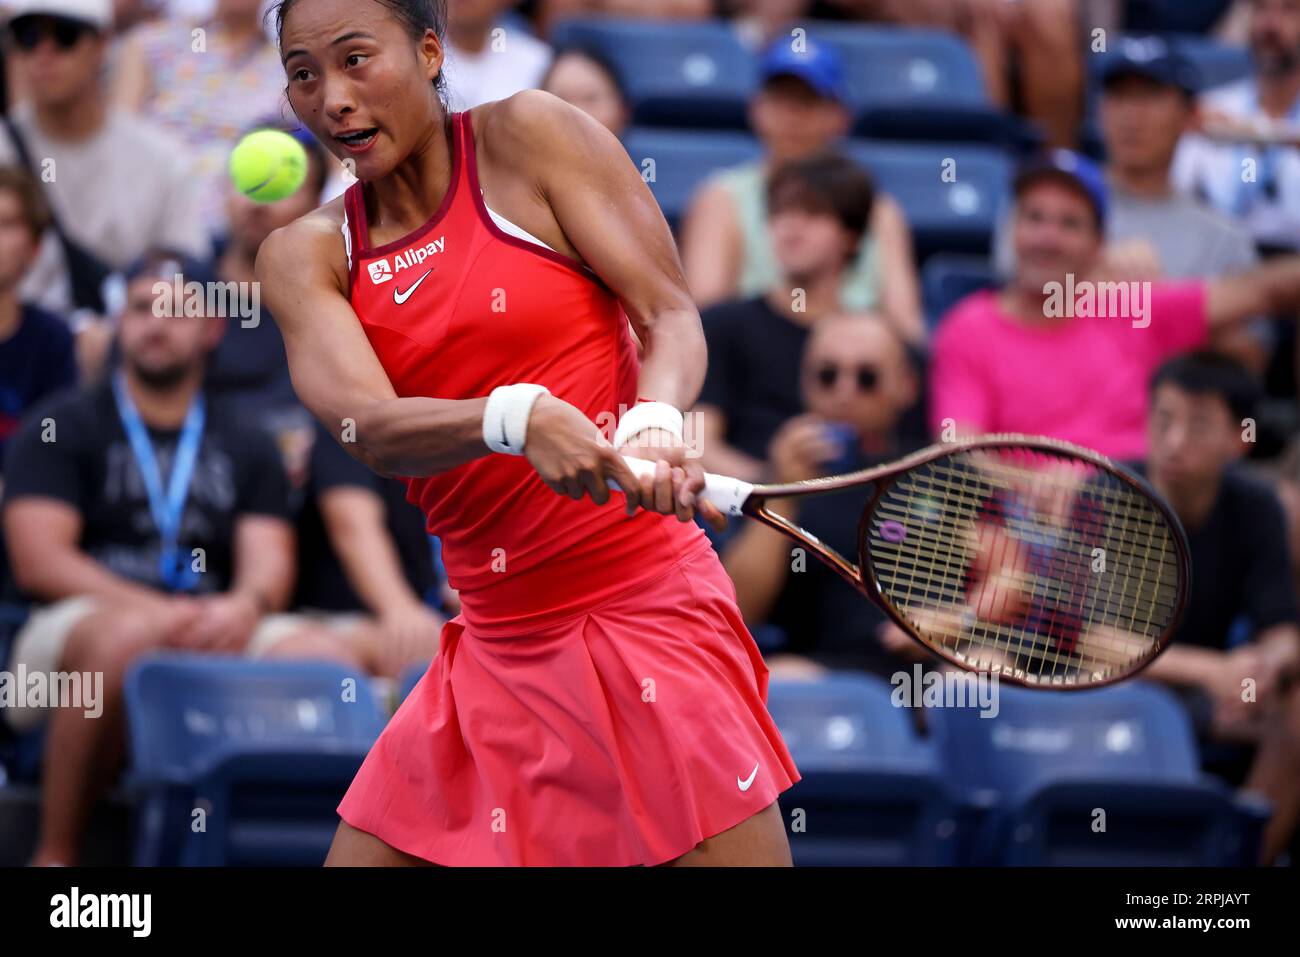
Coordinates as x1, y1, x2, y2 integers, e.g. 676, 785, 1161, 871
613, 456, 753, 517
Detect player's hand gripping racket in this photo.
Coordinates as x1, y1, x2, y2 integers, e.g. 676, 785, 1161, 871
617, 434, 1190, 689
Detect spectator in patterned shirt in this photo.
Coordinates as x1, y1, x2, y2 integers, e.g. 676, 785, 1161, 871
112, 0, 287, 234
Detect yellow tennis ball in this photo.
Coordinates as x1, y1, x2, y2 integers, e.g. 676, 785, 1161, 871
228, 130, 308, 203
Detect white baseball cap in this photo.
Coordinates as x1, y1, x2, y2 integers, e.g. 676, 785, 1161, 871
4, 0, 113, 31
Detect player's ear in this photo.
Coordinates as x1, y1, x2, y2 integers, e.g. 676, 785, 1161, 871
420, 27, 444, 84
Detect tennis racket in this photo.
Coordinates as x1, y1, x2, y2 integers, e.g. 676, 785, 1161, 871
619, 434, 1190, 689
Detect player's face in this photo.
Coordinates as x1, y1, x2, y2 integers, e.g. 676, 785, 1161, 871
801, 319, 915, 435
1010, 180, 1103, 298
118, 275, 219, 387
281, 0, 444, 182
1147, 384, 1244, 492
0, 191, 40, 292
1100, 75, 1190, 173
1249, 0, 1300, 75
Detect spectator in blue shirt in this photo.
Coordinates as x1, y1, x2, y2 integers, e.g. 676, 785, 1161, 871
0, 165, 76, 488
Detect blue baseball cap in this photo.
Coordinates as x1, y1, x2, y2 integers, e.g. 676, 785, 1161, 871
1013, 149, 1109, 228
1098, 35, 1199, 95
759, 38, 847, 104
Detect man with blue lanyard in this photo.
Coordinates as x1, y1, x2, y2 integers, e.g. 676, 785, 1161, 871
1174, 0, 1300, 252
0, 251, 295, 866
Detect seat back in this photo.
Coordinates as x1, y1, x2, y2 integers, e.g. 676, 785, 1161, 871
767, 673, 933, 770
620, 127, 763, 230
845, 140, 1011, 258
551, 18, 757, 128
928, 681, 1201, 799
125, 654, 385, 778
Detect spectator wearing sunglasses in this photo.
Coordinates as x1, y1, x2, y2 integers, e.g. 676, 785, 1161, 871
718, 313, 923, 680
0, 0, 209, 337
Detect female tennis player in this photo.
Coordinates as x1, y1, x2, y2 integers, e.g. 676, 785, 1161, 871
259, 0, 800, 866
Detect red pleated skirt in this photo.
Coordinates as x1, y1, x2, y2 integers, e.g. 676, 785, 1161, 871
336, 539, 800, 866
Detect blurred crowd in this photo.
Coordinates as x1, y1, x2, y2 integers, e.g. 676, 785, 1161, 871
1, 0, 1299, 865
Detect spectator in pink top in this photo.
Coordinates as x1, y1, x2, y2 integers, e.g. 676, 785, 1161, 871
930, 150, 1300, 461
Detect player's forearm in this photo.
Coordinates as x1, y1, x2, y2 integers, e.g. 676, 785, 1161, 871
632, 307, 708, 412
348, 396, 492, 476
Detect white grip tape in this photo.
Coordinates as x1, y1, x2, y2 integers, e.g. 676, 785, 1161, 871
610, 456, 754, 517
482, 383, 550, 455
612, 401, 684, 449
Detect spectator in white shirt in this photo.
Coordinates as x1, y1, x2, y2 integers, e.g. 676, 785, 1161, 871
441, 0, 552, 110
1174, 0, 1300, 251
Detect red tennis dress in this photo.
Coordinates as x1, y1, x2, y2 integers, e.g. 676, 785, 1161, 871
333, 110, 799, 866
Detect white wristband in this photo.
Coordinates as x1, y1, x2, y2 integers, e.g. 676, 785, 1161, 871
482, 383, 550, 455
613, 400, 684, 449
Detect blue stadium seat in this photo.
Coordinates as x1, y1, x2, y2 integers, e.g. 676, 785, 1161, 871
926, 682, 1271, 865
844, 140, 1012, 259
1173, 35, 1253, 91
550, 18, 757, 129
620, 127, 763, 231
125, 655, 385, 866
804, 24, 1032, 148
767, 674, 962, 865
922, 254, 999, 330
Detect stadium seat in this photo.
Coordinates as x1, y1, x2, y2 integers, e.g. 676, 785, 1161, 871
550, 18, 757, 129
619, 127, 763, 231
803, 24, 1034, 149
921, 254, 999, 330
1172, 35, 1254, 91
844, 140, 1012, 260
125, 655, 386, 866
767, 674, 962, 865
926, 682, 1271, 865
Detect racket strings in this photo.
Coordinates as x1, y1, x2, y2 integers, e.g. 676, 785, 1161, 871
863, 447, 1182, 685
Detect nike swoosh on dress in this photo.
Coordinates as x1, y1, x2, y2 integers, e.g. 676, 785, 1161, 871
393, 268, 433, 304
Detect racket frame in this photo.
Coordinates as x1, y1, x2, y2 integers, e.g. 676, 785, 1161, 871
738, 433, 1192, 689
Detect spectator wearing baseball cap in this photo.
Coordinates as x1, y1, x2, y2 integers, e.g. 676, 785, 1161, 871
679, 36, 924, 344
0, 0, 209, 376
930, 147, 1300, 461
994, 36, 1269, 372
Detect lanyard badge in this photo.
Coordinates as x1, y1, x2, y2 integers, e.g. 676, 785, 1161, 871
111, 374, 207, 592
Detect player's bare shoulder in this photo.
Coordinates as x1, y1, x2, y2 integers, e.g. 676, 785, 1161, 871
474, 90, 621, 182
255, 194, 351, 308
